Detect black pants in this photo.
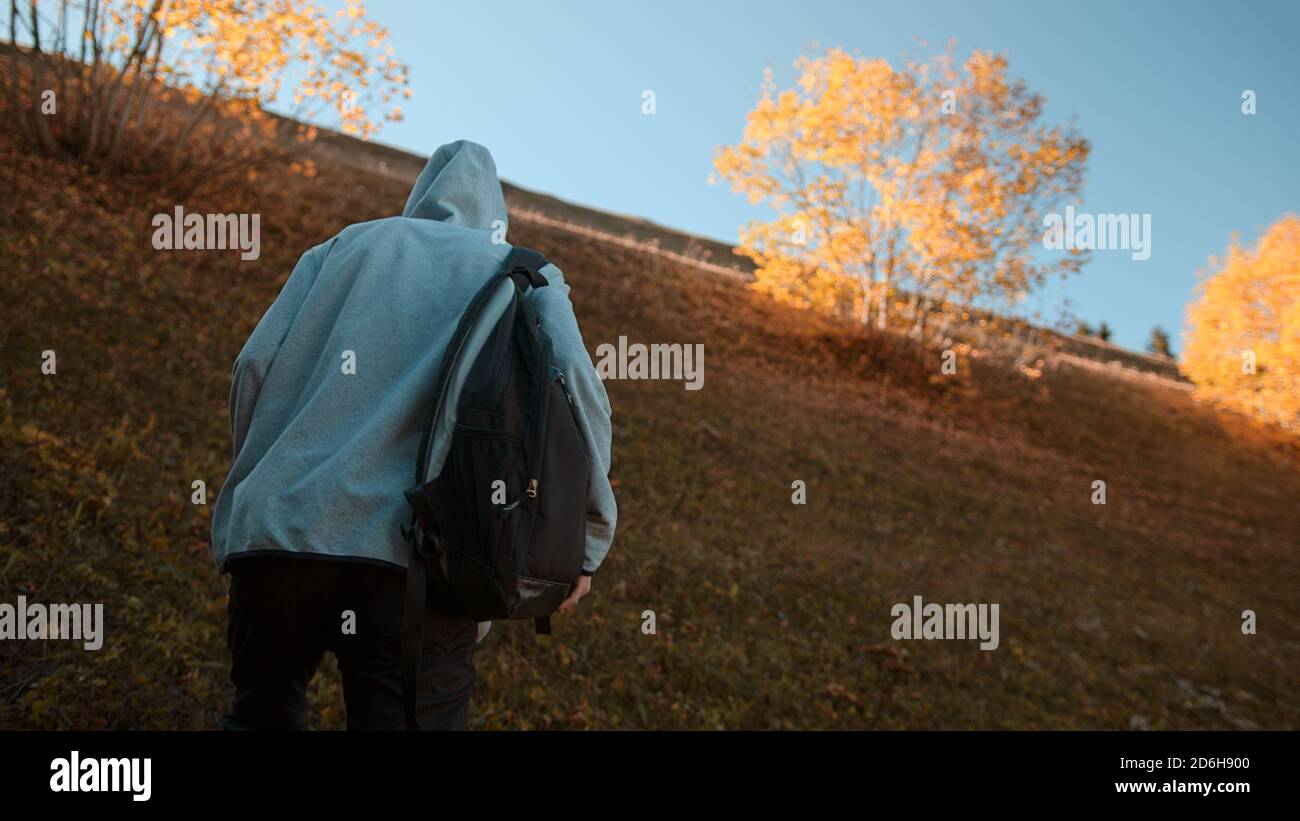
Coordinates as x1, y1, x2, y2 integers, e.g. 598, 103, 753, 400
224, 555, 478, 730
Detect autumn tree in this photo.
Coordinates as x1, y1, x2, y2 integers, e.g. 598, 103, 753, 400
713, 47, 1089, 333
1147, 325, 1173, 358
1183, 215, 1300, 429
3, 0, 408, 187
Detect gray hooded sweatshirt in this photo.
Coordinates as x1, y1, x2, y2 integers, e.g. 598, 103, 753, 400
211, 141, 616, 577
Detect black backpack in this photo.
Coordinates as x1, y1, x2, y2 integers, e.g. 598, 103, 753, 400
400, 246, 590, 729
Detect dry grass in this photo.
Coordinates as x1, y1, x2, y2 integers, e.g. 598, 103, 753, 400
1, 125, 1297, 730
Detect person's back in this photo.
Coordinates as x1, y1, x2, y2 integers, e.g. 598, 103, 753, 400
211, 140, 616, 730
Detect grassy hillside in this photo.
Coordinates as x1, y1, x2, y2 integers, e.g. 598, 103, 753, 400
1, 125, 1297, 730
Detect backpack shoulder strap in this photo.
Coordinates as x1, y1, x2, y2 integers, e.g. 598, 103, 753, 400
502, 246, 550, 290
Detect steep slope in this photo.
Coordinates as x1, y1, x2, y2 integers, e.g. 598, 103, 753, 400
1, 128, 1297, 729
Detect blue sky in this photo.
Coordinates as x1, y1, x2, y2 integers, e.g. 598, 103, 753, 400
353, 0, 1299, 353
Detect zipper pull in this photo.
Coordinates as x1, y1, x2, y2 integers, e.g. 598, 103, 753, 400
527, 478, 539, 498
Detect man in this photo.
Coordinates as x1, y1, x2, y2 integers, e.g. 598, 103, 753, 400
210, 141, 616, 730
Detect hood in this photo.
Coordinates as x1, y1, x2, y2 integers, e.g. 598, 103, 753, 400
402, 140, 508, 232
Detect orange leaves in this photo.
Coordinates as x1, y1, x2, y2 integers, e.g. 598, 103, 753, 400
12, 0, 408, 187
1183, 215, 1300, 429
142, 0, 409, 140
714, 45, 1089, 332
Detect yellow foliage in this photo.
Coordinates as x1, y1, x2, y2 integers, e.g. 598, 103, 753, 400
23, 0, 408, 155
1183, 215, 1300, 429
714, 46, 1089, 331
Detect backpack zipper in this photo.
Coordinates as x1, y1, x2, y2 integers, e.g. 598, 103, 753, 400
527, 366, 570, 499
525, 349, 560, 502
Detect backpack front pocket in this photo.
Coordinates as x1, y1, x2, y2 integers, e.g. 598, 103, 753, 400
444, 423, 524, 568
